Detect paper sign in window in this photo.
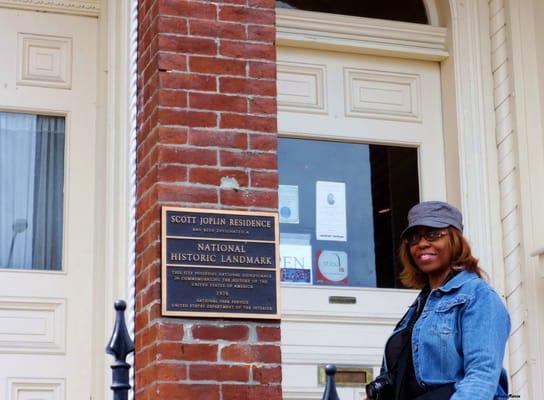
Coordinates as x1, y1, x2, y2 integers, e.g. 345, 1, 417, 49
279, 185, 300, 224
280, 233, 312, 284
316, 181, 347, 241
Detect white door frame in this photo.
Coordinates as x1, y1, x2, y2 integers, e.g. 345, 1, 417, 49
97, 0, 138, 398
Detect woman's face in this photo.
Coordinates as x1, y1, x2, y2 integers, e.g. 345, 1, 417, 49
407, 226, 453, 276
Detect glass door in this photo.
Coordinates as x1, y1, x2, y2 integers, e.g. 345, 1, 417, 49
277, 45, 446, 400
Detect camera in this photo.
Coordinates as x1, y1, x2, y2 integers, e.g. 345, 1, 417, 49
365, 373, 394, 400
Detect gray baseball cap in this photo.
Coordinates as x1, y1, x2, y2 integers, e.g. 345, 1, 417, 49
401, 201, 463, 238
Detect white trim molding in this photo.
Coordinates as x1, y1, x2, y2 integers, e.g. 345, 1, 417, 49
96, 0, 135, 398
282, 312, 401, 327
283, 388, 322, 400
282, 351, 382, 367
488, 1, 530, 397
445, 0, 504, 284
0, 0, 99, 16
505, 0, 544, 397
276, 8, 448, 61
529, 246, 544, 258
127, 0, 138, 397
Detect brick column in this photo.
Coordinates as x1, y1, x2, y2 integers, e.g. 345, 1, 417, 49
135, 0, 280, 399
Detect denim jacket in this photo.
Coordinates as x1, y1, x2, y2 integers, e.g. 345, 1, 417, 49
383, 270, 511, 400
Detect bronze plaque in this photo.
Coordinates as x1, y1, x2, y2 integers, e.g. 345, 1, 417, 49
318, 365, 373, 387
161, 206, 280, 319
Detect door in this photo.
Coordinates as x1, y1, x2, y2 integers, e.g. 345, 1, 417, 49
0, 8, 97, 400
277, 46, 446, 400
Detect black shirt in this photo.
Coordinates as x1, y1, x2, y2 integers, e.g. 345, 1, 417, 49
385, 289, 430, 400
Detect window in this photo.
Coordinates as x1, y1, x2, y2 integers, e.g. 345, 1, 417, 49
0, 112, 65, 270
276, 0, 429, 24
278, 137, 419, 289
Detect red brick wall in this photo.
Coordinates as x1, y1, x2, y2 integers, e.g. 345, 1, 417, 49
135, 0, 280, 399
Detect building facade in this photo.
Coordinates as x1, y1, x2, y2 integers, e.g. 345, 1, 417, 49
1, 0, 544, 399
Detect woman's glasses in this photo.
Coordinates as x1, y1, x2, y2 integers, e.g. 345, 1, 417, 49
404, 229, 447, 246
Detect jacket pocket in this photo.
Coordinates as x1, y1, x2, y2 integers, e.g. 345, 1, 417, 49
433, 295, 470, 335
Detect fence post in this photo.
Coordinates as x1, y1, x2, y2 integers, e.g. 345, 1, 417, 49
106, 300, 135, 400
322, 364, 340, 400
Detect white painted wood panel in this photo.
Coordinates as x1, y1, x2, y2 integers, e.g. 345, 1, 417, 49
278, 46, 446, 199
0, 0, 99, 16
0, 297, 65, 353
18, 33, 72, 89
278, 62, 327, 114
345, 68, 421, 122
0, 8, 97, 400
8, 378, 64, 400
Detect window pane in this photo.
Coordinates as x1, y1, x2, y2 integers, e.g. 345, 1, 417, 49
0, 112, 65, 270
276, 0, 429, 25
278, 137, 419, 288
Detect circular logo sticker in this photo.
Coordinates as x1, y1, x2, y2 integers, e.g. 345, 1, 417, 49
317, 250, 348, 282
280, 206, 292, 218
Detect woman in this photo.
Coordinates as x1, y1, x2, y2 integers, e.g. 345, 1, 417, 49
366, 201, 510, 400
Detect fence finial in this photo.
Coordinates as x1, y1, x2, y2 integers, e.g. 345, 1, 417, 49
322, 364, 340, 400
106, 300, 135, 400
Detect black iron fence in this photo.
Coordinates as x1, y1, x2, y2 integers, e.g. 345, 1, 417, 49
106, 300, 340, 400
106, 300, 135, 400
321, 364, 341, 400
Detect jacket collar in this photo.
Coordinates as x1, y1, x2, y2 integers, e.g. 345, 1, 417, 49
436, 269, 478, 293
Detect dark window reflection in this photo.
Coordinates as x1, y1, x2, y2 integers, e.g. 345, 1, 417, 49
278, 137, 419, 289
369, 145, 419, 288
276, 0, 429, 25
